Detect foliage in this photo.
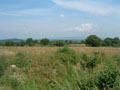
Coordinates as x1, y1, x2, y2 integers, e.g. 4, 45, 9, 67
95, 64, 120, 90
41, 38, 49, 45
56, 47, 80, 65
55, 40, 64, 47
26, 38, 35, 46
4, 40, 14, 46
103, 37, 120, 47
0, 35, 120, 47
19, 40, 25, 46
80, 52, 102, 70
86, 35, 102, 47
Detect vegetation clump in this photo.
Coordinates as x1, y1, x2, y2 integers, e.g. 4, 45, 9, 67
95, 64, 120, 90
55, 40, 64, 47
56, 47, 80, 65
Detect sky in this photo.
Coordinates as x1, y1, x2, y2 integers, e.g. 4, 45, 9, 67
0, 0, 120, 39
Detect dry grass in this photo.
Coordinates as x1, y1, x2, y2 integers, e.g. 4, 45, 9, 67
0, 46, 120, 56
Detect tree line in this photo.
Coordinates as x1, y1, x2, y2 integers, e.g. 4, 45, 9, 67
0, 38, 68, 47
85, 35, 120, 47
0, 35, 120, 47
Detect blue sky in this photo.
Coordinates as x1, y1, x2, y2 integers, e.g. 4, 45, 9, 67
0, 0, 120, 39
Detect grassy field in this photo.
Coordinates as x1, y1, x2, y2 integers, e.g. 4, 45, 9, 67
0, 46, 120, 90
0, 46, 120, 56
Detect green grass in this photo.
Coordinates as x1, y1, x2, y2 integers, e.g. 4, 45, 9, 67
0, 47, 120, 90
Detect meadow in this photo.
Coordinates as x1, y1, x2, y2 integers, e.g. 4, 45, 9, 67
0, 46, 120, 90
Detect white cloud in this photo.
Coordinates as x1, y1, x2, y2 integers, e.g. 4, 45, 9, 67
60, 14, 65, 18
75, 23, 93, 31
65, 23, 95, 32
52, 0, 119, 15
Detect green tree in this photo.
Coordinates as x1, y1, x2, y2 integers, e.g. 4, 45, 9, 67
19, 40, 25, 46
26, 38, 34, 46
86, 35, 102, 47
33, 40, 38, 44
104, 38, 113, 46
26, 38, 33, 44
55, 40, 64, 47
112, 37, 120, 47
4, 40, 14, 46
41, 38, 49, 45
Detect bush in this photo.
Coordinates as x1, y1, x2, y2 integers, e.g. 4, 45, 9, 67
55, 40, 64, 47
56, 47, 80, 65
95, 64, 120, 90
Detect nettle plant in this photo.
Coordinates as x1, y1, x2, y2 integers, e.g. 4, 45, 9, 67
80, 52, 102, 70
95, 64, 120, 90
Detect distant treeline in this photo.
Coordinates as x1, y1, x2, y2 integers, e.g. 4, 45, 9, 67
0, 35, 120, 47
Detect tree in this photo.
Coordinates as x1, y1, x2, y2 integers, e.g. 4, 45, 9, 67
104, 38, 113, 46
26, 38, 33, 44
4, 40, 14, 46
55, 40, 64, 47
86, 35, 102, 47
112, 37, 120, 46
41, 38, 49, 45
26, 38, 34, 46
19, 40, 25, 46
33, 40, 38, 44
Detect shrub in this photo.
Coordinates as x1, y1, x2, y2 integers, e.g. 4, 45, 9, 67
95, 64, 120, 90
56, 47, 80, 65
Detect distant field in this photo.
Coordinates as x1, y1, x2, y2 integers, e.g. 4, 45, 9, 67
0, 46, 120, 56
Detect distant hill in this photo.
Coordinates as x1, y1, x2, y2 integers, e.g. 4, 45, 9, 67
0, 38, 23, 42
